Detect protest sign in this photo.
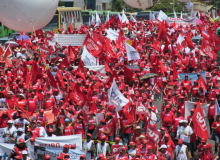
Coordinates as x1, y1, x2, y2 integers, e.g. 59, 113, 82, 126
0, 143, 13, 159
178, 72, 206, 84
51, 34, 87, 46
72, 65, 105, 73
166, 17, 196, 26
108, 79, 129, 111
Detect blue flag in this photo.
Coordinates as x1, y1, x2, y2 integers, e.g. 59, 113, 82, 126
215, 100, 220, 115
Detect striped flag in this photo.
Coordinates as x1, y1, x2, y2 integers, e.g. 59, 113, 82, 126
215, 100, 220, 116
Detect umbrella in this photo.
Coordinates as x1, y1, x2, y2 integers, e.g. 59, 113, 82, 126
46, 54, 57, 60
17, 35, 30, 41
4, 41, 19, 47
140, 73, 158, 80
57, 52, 67, 58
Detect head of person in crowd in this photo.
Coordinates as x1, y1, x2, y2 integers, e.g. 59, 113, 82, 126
159, 144, 167, 154
100, 135, 106, 145
115, 136, 120, 145
178, 138, 183, 147
70, 144, 76, 149
17, 138, 26, 149
79, 154, 86, 160
86, 133, 92, 142
30, 137, 35, 145
31, 120, 37, 129
44, 154, 50, 160
63, 144, 70, 153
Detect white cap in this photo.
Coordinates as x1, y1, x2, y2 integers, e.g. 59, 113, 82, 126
17, 128, 23, 132
183, 120, 188, 123
159, 144, 167, 149
37, 120, 41, 123
179, 120, 184, 123
7, 120, 13, 124
22, 150, 28, 154
19, 93, 25, 97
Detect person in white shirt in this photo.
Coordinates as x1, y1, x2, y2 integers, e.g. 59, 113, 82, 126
128, 141, 137, 158
83, 133, 95, 160
47, 128, 56, 137
174, 138, 189, 160
176, 120, 193, 149
36, 120, 47, 137
3, 120, 16, 143
148, 107, 157, 125
16, 48, 27, 60
14, 113, 30, 131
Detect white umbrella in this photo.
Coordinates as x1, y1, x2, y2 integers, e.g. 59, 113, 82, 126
4, 41, 19, 47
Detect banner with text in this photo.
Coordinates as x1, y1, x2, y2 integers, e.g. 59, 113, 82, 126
51, 34, 87, 46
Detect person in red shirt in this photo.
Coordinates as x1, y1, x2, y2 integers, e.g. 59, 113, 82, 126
120, 109, 133, 146
30, 120, 43, 138
199, 145, 214, 160
6, 91, 15, 109
211, 114, 220, 153
157, 144, 172, 159
206, 83, 216, 102
208, 98, 216, 131
0, 110, 11, 128
115, 146, 129, 160
160, 105, 174, 131
7, 138, 27, 159
17, 93, 27, 110
180, 75, 192, 97
138, 139, 149, 156
160, 134, 175, 159
63, 118, 73, 136
45, 92, 55, 110
188, 52, 197, 72
59, 144, 70, 159
105, 112, 116, 142
196, 87, 206, 103
197, 138, 212, 153
73, 116, 85, 139
143, 145, 157, 160
191, 80, 200, 102
87, 111, 96, 135
27, 92, 38, 113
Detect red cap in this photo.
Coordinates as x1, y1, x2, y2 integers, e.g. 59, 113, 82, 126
87, 133, 92, 137
161, 127, 166, 131
203, 145, 208, 148
191, 109, 195, 112
136, 150, 141, 156
80, 154, 86, 158
45, 154, 51, 159
147, 145, 152, 149
106, 112, 112, 116
129, 141, 135, 145
211, 98, 215, 101
40, 109, 44, 112
100, 119, 105, 123
201, 138, 207, 143
88, 111, 94, 115
164, 134, 169, 138
100, 135, 106, 139
178, 138, 183, 144
19, 138, 25, 143
48, 128, 53, 133
21, 113, 26, 118
70, 144, 76, 148
30, 137, 35, 141
64, 144, 70, 148
115, 136, 120, 141
122, 146, 127, 150
142, 139, 148, 144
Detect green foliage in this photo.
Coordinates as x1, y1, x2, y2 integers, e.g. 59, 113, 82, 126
150, 0, 186, 14
58, 1, 64, 6
110, 0, 143, 12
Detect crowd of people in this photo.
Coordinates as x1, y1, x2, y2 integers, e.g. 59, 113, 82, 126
0, 13, 220, 160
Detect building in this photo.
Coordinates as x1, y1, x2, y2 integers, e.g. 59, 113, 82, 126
60, 0, 85, 9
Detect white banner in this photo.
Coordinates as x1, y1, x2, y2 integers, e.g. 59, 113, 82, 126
125, 43, 140, 61
185, 101, 210, 134
81, 46, 97, 66
35, 135, 82, 150
0, 128, 6, 143
33, 146, 84, 160
72, 65, 105, 73
108, 79, 129, 111
0, 143, 13, 158
51, 34, 87, 46
166, 17, 196, 26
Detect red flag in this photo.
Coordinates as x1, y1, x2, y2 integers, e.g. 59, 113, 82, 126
95, 71, 110, 84
75, 60, 87, 82
105, 61, 113, 74
153, 39, 161, 52
35, 29, 44, 37
186, 32, 195, 49
0, 47, 3, 56
118, 29, 126, 48
123, 65, 134, 84
201, 37, 217, 60
131, 38, 137, 50
22, 62, 30, 86
70, 83, 86, 106
31, 61, 42, 85
46, 31, 54, 41
112, 145, 122, 160
146, 124, 161, 144
153, 83, 161, 94
83, 33, 102, 57
199, 10, 204, 21
192, 103, 209, 140
218, 9, 220, 18
69, 23, 73, 33
158, 21, 171, 44
103, 38, 117, 62
92, 31, 105, 46
108, 16, 119, 29
55, 69, 65, 88
46, 68, 58, 89
40, 50, 47, 65
58, 57, 70, 69
199, 75, 207, 91
3, 46, 12, 60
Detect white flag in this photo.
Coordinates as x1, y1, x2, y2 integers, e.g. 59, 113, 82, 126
176, 34, 185, 45
186, 0, 193, 9
158, 10, 168, 22
191, 9, 194, 17
117, 13, 122, 22
106, 11, 110, 23
95, 12, 101, 26
130, 14, 136, 22
108, 79, 129, 111
91, 14, 95, 25
106, 28, 119, 41
180, 11, 183, 19
174, 10, 177, 19
121, 9, 129, 23
81, 46, 97, 66
125, 43, 140, 61
149, 12, 155, 21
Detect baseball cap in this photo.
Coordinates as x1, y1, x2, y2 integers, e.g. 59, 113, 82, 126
142, 139, 148, 144
147, 145, 152, 149
20, 113, 25, 118
70, 144, 76, 148
7, 120, 13, 124
122, 146, 127, 150
48, 128, 53, 133
115, 136, 120, 141
100, 135, 106, 140
164, 134, 169, 138
30, 137, 35, 142
45, 154, 50, 159
129, 141, 135, 146
80, 154, 86, 158
64, 144, 70, 148
136, 150, 141, 156
201, 138, 207, 143
19, 138, 25, 143
178, 138, 183, 144
159, 144, 167, 149
17, 128, 23, 132
87, 133, 92, 137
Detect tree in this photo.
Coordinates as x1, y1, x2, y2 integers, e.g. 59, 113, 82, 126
149, 0, 186, 14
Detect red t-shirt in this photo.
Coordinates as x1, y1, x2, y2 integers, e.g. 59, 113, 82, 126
32, 128, 40, 138
88, 118, 96, 130
120, 117, 132, 134
160, 111, 174, 127
208, 104, 215, 119
63, 125, 73, 136
74, 121, 84, 139
6, 98, 15, 109
181, 80, 192, 92
17, 99, 27, 110
28, 98, 38, 113
45, 98, 55, 110
211, 121, 220, 133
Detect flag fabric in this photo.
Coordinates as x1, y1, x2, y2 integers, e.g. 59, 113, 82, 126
105, 61, 113, 75
123, 65, 134, 84
46, 31, 54, 41
75, 60, 87, 82
150, 12, 155, 21
215, 100, 220, 116
131, 38, 137, 50
180, 11, 183, 19
22, 62, 30, 86
186, 32, 195, 49
95, 12, 101, 26
199, 10, 204, 21
108, 16, 119, 29
153, 39, 161, 52
70, 83, 86, 106
201, 30, 210, 40
31, 61, 42, 85
192, 103, 209, 140
176, 34, 185, 46
55, 69, 65, 89
58, 57, 70, 69
91, 14, 95, 25
46, 68, 58, 89
158, 21, 171, 44
199, 76, 207, 91
125, 43, 140, 61
158, 10, 168, 21
201, 37, 217, 60
218, 9, 220, 18
174, 10, 177, 19
153, 83, 161, 94
40, 50, 47, 65
81, 46, 97, 66
121, 9, 129, 24
146, 124, 161, 144
0, 46, 4, 56
136, 102, 150, 116
191, 9, 195, 17
3, 46, 12, 60
186, 0, 193, 9
95, 71, 110, 84
130, 14, 137, 22
108, 79, 129, 111
106, 11, 110, 23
